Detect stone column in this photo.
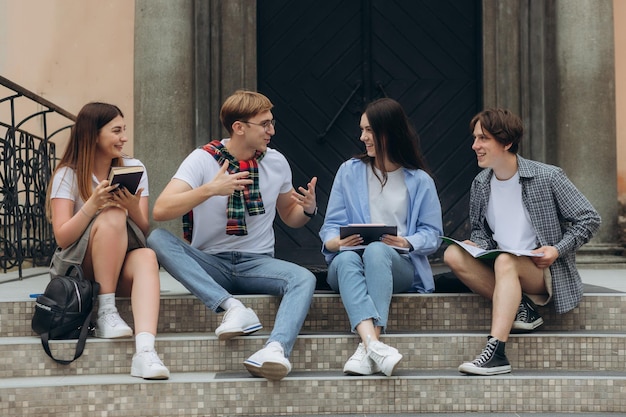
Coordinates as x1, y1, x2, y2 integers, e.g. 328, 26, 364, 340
482, 0, 621, 256
481, 0, 549, 161
196, 0, 258, 146
134, 0, 195, 234
134, 1, 258, 235
482, 0, 525, 115
552, 0, 619, 249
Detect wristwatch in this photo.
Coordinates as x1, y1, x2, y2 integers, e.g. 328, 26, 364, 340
303, 206, 318, 218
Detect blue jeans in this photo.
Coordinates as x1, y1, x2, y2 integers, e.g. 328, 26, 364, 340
327, 242, 414, 332
147, 228, 316, 357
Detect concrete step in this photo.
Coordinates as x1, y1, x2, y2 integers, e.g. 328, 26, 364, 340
2, 332, 626, 378
3, 369, 626, 416
4, 292, 626, 337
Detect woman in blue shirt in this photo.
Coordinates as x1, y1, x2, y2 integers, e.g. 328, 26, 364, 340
319, 98, 443, 376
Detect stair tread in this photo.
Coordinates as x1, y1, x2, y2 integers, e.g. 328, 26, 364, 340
4, 368, 626, 389
5, 329, 626, 345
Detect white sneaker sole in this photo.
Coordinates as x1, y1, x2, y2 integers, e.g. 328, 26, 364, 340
458, 362, 512, 375
94, 327, 133, 338
512, 316, 544, 331
243, 360, 290, 381
216, 322, 262, 340
131, 366, 170, 380
343, 362, 375, 375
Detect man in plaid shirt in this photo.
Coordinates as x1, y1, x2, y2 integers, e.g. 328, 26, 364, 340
444, 108, 601, 375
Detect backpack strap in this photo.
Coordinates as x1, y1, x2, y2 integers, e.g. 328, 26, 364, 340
39, 276, 100, 365
40, 308, 94, 365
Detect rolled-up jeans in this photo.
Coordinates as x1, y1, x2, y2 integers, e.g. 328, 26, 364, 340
327, 242, 414, 333
147, 228, 316, 357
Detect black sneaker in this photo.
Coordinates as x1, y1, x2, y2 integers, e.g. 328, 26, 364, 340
512, 294, 544, 332
458, 336, 511, 375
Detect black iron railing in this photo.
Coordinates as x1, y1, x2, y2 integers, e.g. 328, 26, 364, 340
0, 76, 76, 278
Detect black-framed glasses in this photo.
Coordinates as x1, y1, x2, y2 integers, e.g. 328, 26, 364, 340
240, 119, 276, 131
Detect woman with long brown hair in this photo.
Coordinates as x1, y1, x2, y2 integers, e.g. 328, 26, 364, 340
46, 102, 169, 379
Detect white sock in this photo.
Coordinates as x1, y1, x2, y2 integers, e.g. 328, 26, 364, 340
135, 332, 155, 352
220, 297, 244, 311
97, 293, 117, 316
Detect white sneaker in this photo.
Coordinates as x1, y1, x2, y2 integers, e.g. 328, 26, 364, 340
215, 306, 262, 340
95, 311, 133, 338
343, 343, 380, 375
131, 348, 170, 380
243, 343, 292, 381
367, 340, 403, 376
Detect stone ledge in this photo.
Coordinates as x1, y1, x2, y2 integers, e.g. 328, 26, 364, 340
3, 370, 626, 416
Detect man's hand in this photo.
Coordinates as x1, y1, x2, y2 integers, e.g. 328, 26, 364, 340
207, 160, 253, 196
531, 245, 558, 269
292, 176, 318, 215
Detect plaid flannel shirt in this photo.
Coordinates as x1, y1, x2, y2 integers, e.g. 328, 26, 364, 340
469, 155, 601, 314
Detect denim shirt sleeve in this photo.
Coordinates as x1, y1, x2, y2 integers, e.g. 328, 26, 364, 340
403, 169, 443, 255
319, 160, 369, 262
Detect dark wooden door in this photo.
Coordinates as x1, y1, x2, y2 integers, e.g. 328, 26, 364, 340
258, 0, 481, 265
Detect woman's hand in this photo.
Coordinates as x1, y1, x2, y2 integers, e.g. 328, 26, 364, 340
111, 186, 142, 212
110, 185, 150, 235
324, 234, 363, 253
83, 180, 117, 216
381, 234, 411, 249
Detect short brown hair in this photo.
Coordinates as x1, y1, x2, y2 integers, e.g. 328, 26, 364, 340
470, 108, 523, 153
220, 90, 274, 135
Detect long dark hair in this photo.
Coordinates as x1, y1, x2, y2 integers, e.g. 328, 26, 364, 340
356, 98, 430, 184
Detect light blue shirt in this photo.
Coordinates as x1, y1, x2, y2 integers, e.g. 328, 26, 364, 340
319, 158, 443, 293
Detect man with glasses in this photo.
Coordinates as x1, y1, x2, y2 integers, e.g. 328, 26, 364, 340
148, 90, 318, 381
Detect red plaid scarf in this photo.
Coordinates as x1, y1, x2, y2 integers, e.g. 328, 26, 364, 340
202, 140, 265, 236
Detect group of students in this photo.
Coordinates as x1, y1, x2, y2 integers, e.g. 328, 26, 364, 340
45, 90, 601, 381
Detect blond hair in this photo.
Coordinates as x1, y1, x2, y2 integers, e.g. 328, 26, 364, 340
220, 90, 273, 135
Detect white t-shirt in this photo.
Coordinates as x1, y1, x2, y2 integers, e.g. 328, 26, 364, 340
486, 171, 537, 251
173, 139, 293, 255
50, 157, 148, 214
368, 166, 408, 237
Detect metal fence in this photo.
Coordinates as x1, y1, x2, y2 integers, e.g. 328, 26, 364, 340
0, 76, 76, 278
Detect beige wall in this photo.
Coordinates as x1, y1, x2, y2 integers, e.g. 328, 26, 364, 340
616, 0, 626, 202
0, 0, 135, 153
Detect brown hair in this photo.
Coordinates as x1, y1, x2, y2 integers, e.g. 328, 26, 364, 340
470, 108, 523, 153
46, 102, 124, 220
